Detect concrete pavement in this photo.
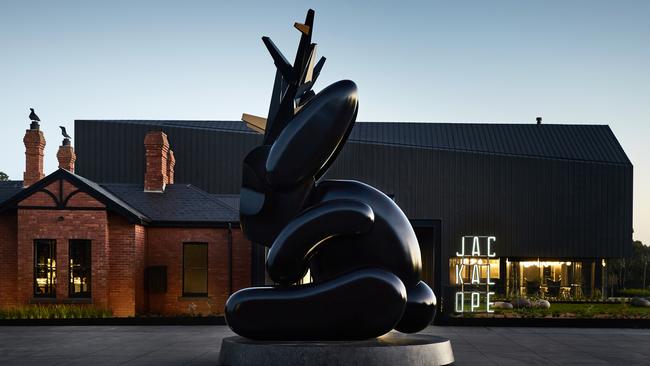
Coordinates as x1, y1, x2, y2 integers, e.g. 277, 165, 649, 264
0, 325, 648, 365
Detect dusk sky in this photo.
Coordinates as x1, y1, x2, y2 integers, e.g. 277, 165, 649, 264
1, 1, 648, 243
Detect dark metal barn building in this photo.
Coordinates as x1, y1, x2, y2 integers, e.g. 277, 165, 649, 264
75, 119, 633, 314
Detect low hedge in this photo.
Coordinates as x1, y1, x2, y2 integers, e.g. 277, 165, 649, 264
618, 288, 650, 297
0, 305, 112, 319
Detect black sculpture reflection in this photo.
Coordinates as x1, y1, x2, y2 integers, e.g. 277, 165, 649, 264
225, 9, 436, 341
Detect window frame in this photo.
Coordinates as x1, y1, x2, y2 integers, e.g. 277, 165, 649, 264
182, 242, 208, 297
68, 239, 92, 298
33, 239, 57, 298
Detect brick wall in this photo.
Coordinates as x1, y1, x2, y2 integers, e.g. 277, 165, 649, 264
231, 229, 252, 293
16, 209, 110, 307
107, 213, 145, 317
145, 227, 251, 316
13, 178, 111, 309
67, 192, 105, 208
0, 214, 18, 307
135, 224, 146, 314
20, 181, 60, 207
2, 175, 252, 317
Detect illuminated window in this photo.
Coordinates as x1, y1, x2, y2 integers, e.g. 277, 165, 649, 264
506, 259, 587, 299
183, 243, 208, 296
34, 239, 56, 297
69, 240, 91, 298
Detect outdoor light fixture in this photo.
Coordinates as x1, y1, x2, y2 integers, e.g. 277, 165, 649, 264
519, 260, 572, 268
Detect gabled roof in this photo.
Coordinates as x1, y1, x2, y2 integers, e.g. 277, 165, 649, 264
348, 122, 630, 165
0, 169, 240, 226
101, 183, 239, 226
0, 169, 148, 223
78, 120, 630, 164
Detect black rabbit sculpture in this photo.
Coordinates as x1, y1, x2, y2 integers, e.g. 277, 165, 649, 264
225, 9, 436, 341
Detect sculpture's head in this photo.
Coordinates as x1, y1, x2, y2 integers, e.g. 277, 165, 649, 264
238, 9, 358, 246
240, 79, 358, 246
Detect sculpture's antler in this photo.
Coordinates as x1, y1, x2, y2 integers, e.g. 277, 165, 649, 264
241, 9, 326, 144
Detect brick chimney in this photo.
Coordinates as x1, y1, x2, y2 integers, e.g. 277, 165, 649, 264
144, 131, 170, 192
57, 138, 76, 172
23, 124, 46, 187
167, 150, 176, 184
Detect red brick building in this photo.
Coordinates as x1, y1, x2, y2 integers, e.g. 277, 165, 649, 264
0, 124, 251, 317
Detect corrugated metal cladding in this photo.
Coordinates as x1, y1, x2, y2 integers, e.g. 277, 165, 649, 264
75, 120, 633, 265
75, 120, 262, 193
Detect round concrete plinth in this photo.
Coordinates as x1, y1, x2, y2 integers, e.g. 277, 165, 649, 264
218, 331, 454, 366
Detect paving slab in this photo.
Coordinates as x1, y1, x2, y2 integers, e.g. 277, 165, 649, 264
0, 325, 648, 365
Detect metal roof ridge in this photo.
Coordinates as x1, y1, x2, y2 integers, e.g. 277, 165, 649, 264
348, 138, 632, 165
76, 119, 614, 126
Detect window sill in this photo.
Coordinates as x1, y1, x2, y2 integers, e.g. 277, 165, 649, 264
178, 296, 211, 301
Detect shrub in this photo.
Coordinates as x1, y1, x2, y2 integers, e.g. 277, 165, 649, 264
0, 305, 112, 319
619, 289, 650, 297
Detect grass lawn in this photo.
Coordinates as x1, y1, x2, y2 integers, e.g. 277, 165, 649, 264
461, 302, 650, 319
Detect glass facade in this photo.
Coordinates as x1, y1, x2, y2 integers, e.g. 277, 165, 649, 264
69, 240, 91, 298
506, 259, 594, 300
34, 239, 56, 297
449, 256, 598, 302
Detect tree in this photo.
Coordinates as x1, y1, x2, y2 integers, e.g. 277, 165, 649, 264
0, 171, 8, 181
608, 241, 649, 294
624, 241, 649, 289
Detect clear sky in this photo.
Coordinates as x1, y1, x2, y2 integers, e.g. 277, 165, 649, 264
1, 1, 648, 243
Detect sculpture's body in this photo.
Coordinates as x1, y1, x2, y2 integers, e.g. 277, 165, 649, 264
225, 9, 436, 341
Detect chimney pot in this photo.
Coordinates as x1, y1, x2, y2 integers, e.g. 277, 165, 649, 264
536, 117, 542, 124
144, 131, 170, 192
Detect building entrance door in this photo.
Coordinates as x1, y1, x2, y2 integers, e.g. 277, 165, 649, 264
412, 219, 442, 322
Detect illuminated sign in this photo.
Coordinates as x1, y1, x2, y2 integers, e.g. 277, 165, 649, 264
454, 236, 496, 313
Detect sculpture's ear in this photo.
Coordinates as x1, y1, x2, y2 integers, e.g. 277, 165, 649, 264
265, 80, 358, 189
240, 145, 271, 216
240, 187, 265, 216
242, 145, 272, 191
